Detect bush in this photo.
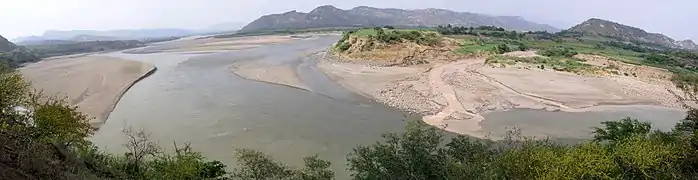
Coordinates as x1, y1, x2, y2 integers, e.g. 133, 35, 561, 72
518, 44, 529, 51
537, 47, 578, 57
336, 42, 351, 52
493, 44, 512, 54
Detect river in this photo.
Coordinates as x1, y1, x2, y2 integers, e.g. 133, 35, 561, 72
90, 35, 412, 178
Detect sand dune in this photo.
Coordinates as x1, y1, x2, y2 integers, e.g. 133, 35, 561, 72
20, 56, 155, 128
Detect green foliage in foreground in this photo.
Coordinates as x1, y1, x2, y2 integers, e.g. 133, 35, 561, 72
6, 61, 698, 179
485, 55, 600, 74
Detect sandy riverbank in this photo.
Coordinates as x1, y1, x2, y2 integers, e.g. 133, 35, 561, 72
20, 56, 155, 128
318, 53, 685, 138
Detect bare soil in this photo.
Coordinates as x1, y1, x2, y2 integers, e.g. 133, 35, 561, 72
319, 53, 685, 137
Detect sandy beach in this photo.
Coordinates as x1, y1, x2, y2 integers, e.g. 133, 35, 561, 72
318, 53, 685, 138
20, 56, 155, 128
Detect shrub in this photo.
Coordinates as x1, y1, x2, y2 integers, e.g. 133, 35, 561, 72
493, 44, 512, 54
537, 47, 578, 57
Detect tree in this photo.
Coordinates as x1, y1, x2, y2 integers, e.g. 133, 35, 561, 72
593, 118, 651, 143
347, 121, 453, 180
383, 25, 395, 29
231, 149, 334, 180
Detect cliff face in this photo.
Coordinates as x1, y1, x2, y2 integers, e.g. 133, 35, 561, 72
241, 5, 559, 32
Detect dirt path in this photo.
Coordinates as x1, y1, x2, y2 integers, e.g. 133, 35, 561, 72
422, 61, 486, 137
422, 59, 581, 137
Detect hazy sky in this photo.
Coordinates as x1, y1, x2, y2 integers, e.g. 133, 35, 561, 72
2, 0, 696, 40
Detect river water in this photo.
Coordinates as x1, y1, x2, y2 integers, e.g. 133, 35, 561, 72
91, 36, 412, 178
91, 35, 687, 178
481, 105, 686, 139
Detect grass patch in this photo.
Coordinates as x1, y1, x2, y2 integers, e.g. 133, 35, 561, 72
453, 37, 525, 55
486, 55, 603, 74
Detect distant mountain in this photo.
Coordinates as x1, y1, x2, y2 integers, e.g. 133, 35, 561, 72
677, 40, 698, 50
13, 28, 198, 44
241, 5, 559, 32
206, 22, 246, 32
568, 18, 697, 50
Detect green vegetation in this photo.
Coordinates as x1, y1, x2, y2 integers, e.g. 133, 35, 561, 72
334, 27, 441, 53
0, 36, 41, 68
0, 47, 41, 68
486, 55, 601, 74
440, 24, 698, 74
537, 46, 578, 57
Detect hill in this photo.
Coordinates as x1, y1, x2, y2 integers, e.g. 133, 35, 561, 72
0, 35, 14, 52
568, 18, 697, 50
0, 35, 41, 68
241, 5, 559, 32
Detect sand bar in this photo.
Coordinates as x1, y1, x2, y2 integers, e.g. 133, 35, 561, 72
20, 56, 155, 128
229, 61, 311, 91
319, 54, 685, 138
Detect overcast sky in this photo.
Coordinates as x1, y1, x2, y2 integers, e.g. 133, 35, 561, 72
2, 0, 696, 40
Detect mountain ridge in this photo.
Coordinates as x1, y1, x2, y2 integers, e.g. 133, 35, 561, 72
568, 18, 697, 50
241, 5, 559, 32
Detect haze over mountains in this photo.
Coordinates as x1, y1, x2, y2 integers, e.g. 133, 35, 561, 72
241, 5, 559, 32
12, 28, 198, 44
11, 23, 245, 45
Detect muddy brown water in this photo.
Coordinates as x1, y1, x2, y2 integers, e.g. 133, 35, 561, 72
91, 36, 414, 178
481, 105, 686, 139
91, 35, 686, 178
